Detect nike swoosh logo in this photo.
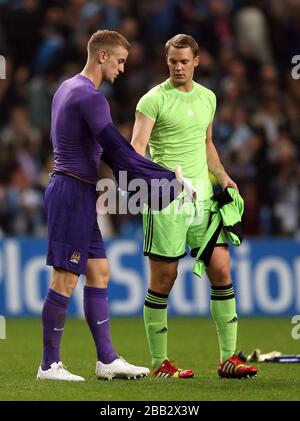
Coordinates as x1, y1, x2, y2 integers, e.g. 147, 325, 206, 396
53, 327, 64, 331
97, 319, 109, 325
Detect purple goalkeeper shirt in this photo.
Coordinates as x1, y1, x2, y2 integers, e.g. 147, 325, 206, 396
51, 74, 112, 182
50, 73, 181, 209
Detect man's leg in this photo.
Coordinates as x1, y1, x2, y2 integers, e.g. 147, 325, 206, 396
141, 194, 194, 378
40, 174, 100, 381
42, 268, 78, 369
206, 246, 237, 362
144, 257, 177, 369
84, 258, 117, 364
84, 258, 150, 379
38, 267, 85, 381
144, 257, 194, 378
207, 246, 257, 378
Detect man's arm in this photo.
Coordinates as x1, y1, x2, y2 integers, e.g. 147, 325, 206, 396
206, 123, 238, 191
131, 111, 155, 156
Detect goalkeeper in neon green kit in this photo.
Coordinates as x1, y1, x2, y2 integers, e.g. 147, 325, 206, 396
131, 34, 257, 379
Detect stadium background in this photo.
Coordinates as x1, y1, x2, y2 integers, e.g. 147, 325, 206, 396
1, 0, 300, 317
0, 0, 300, 402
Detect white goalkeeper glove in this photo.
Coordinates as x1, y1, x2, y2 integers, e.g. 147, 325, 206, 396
175, 165, 197, 202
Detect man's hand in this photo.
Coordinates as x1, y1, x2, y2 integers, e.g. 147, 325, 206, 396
218, 172, 238, 192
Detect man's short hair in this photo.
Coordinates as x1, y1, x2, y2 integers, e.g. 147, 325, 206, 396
165, 34, 199, 57
88, 30, 130, 58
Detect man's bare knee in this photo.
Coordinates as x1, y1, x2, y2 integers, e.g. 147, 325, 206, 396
149, 257, 178, 295
208, 265, 231, 287
85, 258, 110, 288
86, 269, 110, 288
50, 268, 79, 297
151, 269, 177, 295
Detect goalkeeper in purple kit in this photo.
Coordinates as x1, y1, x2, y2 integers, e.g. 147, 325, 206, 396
37, 30, 181, 382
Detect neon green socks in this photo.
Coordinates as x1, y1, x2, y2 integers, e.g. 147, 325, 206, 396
144, 289, 168, 369
144, 285, 237, 367
210, 284, 238, 362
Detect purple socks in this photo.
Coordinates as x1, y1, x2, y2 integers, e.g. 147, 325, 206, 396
41, 288, 69, 370
41, 286, 117, 370
84, 286, 117, 364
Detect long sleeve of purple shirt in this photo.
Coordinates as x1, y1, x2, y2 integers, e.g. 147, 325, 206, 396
51, 74, 180, 208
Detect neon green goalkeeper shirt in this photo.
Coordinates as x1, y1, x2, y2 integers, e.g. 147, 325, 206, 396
136, 79, 216, 200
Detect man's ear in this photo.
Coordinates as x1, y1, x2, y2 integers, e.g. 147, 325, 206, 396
194, 55, 200, 68
98, 49, 107, 64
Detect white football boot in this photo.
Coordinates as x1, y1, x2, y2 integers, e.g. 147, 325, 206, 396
37, 361, 85, 381
96, 357, 150, 380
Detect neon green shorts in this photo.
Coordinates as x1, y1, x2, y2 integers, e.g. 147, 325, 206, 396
143, 195, 227, 259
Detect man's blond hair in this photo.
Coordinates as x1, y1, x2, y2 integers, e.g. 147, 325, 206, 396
165, 34, 199, 57
88, 30, 130, 58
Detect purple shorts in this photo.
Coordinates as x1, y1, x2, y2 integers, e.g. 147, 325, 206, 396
45, 173, 106, 275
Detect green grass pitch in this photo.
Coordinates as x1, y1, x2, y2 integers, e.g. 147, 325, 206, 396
1, 317, 300, 401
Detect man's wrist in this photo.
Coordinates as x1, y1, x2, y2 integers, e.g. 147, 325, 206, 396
215, 168, 226, 183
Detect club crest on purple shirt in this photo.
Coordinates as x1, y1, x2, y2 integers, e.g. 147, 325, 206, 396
69, 251, 81, 264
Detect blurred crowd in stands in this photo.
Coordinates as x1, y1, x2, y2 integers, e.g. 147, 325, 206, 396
0, 0, 300, 238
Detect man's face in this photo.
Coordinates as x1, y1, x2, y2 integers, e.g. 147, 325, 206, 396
102, 46, 128, 83
167, 46, 199, 87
